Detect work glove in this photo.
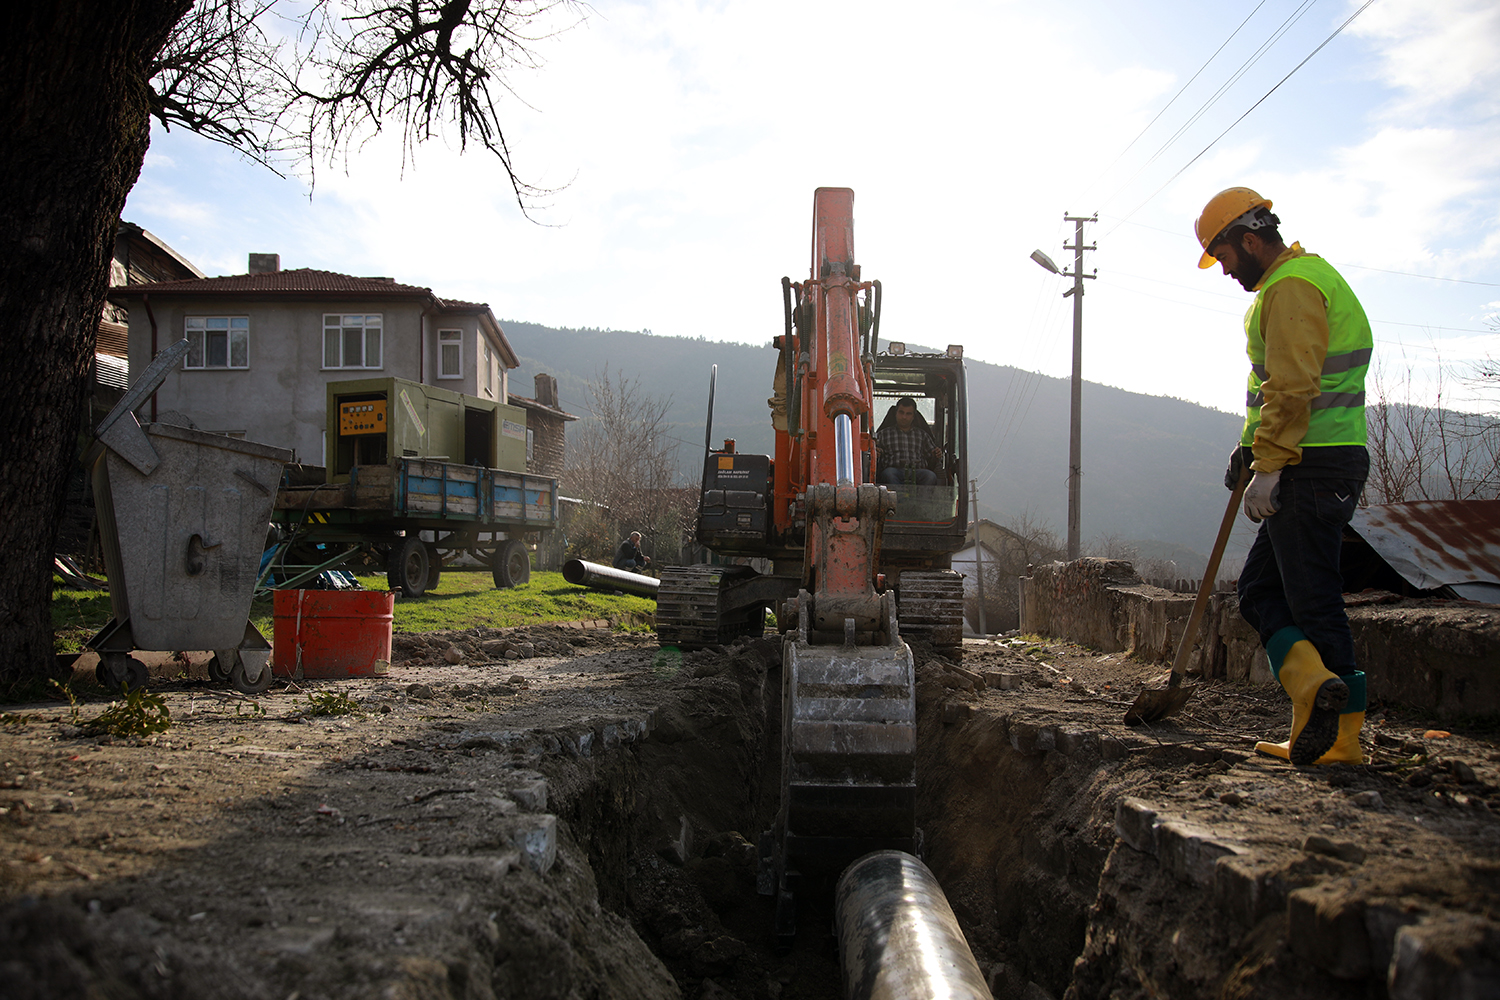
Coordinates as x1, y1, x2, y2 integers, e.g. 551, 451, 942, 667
1224, 447, 1246, 490
1243, 469, 1282, 523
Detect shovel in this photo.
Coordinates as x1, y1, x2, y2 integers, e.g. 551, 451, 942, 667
1123, 465, 1250, 725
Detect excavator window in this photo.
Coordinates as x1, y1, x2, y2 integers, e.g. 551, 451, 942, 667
871, 360, 963, 526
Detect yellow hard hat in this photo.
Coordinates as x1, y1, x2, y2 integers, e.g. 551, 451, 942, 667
1194, 187, 1273, 268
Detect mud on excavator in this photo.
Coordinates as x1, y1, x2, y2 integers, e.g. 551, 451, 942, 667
656, 187, 970, 935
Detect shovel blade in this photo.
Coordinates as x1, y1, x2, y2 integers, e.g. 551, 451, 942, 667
1123, 681, 1197, 726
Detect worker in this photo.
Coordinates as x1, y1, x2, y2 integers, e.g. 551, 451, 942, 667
875, 397, 943, 486
614, 531, 651, 572
1196, 187, 1372, 766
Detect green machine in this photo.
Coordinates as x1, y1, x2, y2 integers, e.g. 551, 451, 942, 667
325, 377, 529, 481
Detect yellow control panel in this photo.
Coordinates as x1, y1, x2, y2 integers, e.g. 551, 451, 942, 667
339, 399, 386, 436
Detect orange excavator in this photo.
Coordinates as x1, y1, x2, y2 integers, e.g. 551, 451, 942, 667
657, 187, 969, 933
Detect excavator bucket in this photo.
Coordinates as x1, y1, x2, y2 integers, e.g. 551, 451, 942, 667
763, 590, 917, 938
781, 638, 917, 853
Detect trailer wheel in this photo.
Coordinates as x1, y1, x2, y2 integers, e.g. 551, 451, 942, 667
387, 537, 429, 597
425, 543, 443, 592
492, 539, 531, 588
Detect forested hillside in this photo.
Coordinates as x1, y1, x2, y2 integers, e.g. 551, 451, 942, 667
504, 320, 1253, 572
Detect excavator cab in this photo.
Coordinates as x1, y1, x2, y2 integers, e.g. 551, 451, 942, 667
870, 345, 968, 539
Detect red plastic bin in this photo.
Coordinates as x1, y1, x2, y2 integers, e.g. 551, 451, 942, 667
272, 589, 394, 679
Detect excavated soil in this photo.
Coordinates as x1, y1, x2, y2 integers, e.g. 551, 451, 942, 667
2, 624, 1498, 999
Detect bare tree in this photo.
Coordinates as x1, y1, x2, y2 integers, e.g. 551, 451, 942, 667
563, 367, 697, 565
0, 1, 578, 687
1366, 356, 1500, 504
963, 511, 1063, 633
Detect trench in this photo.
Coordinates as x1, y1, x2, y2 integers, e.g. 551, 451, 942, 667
5, 630, 1494, 999
552, 639, 1117, 1000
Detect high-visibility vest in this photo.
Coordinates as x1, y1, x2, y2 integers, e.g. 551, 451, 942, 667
1241, 255, 1372, 449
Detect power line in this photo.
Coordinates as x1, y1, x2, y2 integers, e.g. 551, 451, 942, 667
1096, 0, 1321, 216
1088, 1, 1271, 190
1097, 272, 1499, 334
1331, 262, 1500, 288
1104, 216, 1500, 288
1107, 0, 1379, 234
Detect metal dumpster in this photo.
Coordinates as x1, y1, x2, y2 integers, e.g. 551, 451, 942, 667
86, 340, 292, 693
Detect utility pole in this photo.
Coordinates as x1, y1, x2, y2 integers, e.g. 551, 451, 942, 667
1062, 214, 1097, 561
970, 479, 986, 638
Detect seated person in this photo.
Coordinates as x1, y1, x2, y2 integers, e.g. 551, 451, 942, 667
875, 396, 942, 486
614, 531, 651, 571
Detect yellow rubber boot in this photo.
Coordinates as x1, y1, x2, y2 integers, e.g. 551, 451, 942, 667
1258, 629, 1349, 765
1254, 659, 1362, 773
1256, 711, 1365, 764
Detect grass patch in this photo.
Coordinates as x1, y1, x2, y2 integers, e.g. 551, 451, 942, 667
364, 569, 656, 632
51, 581, 114, 654
52, 568, 656, 651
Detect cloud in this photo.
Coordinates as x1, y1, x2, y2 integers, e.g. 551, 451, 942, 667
1352, 0, 1500, 117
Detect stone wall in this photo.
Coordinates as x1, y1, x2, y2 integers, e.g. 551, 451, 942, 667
1020, 558, 1500, 718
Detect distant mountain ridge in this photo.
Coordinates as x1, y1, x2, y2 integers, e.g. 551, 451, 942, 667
504, 320, 1251, 570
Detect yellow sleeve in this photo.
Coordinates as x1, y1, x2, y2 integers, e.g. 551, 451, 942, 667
1251, 276, 1328, 472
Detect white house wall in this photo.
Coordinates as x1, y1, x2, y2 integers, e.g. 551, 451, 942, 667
424, 318, 507, 402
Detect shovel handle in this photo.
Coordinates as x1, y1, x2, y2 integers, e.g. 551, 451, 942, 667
1168, 466, 1250, 685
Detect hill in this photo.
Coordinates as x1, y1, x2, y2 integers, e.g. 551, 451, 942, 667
503, 321, 1254, 564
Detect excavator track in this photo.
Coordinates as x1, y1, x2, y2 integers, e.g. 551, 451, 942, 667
896, 570, 965, 661
656, 564, 765, 648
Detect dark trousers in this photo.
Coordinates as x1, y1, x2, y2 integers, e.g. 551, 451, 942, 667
1237, 472, 1363, 676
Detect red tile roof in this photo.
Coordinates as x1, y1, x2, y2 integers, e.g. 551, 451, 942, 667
110, 268, 432, 296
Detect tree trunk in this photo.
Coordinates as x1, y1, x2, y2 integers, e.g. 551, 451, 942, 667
0, 2, 189, 687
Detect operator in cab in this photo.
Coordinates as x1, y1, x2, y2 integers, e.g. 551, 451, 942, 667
875, 396, 943, 486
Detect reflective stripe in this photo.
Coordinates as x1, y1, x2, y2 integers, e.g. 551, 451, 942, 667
1321, 346, 1372, 375
1252, 346, 1368, 383
1310, 391, 1365, 410
1248, 389, 1363, 410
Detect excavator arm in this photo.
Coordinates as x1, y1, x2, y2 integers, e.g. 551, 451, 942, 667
764, 188, 917, 938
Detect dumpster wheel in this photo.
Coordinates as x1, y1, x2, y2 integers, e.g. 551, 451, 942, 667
96, 653, 149, 691
229, 649, 273, 695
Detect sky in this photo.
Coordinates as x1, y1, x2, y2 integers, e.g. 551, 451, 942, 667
125, 0, 1500, 455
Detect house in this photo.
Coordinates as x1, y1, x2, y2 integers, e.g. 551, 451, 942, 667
98, 222, 204, 394
109, 254, 522, 467
508, 373, 578, 479
955, 519, 1063, 635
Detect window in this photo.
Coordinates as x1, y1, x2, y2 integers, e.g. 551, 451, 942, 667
323, 314, 383, 369
185, 316, 249, 369
526, 427, 534, 462
438, 329, 462, 378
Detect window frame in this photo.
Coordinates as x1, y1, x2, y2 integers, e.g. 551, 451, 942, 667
322, 313, 384, 370
437, 328, 463, 380
183, 315, 250, 370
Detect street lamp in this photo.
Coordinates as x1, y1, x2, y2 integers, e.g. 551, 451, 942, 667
1031, 214, 1095, 561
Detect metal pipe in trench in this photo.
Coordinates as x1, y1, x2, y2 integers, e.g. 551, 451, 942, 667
561, 558, 660, 599
835, 850, 994, 1000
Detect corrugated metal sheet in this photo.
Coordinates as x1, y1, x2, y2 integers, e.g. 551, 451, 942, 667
1348, 500, 1500, 596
